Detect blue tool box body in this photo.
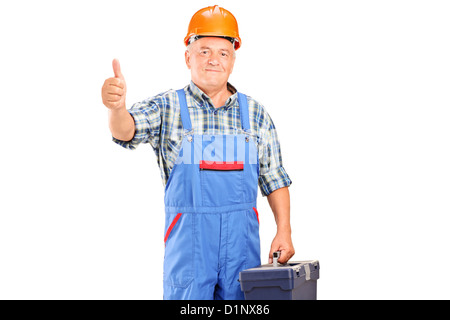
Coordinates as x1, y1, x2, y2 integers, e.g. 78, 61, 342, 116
239, 260, 320, 300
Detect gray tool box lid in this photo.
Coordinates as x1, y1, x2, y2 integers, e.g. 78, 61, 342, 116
240, 260, 320, 299
239, 260, 320, 282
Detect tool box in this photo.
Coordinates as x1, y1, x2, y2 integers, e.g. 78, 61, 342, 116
239, 252, 320, 300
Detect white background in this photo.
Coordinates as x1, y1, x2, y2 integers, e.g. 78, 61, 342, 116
1, 0, 449, 300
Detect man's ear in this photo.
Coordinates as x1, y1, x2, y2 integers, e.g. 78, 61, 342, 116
185, 50, 191, 69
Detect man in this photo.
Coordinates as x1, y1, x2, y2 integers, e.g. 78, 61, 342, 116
101, 5, 294, 300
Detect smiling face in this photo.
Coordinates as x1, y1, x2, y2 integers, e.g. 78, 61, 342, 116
185, 37, 236, 92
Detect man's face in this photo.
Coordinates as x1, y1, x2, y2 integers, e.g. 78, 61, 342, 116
185, 37, 236, 91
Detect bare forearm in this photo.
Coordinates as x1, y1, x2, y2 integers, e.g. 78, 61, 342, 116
267, 187, 291, 233
108, 108, 135, 142
267, 187, 295, 263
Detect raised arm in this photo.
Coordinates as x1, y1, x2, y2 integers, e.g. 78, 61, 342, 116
101, 59, 135, 141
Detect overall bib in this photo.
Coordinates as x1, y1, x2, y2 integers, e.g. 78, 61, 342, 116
162, 89, 261, 300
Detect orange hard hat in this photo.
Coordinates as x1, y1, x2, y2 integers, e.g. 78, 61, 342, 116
184, 5, 242, 50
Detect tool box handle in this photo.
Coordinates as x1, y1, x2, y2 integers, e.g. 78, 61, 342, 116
273, 251, 282, 267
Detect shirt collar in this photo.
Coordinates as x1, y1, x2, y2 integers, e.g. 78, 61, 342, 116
188, 81, 238, 110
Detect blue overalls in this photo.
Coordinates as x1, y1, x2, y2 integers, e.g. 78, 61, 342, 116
162, 89, 261, 300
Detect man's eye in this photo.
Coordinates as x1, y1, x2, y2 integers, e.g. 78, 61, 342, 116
221, 52, 229, 57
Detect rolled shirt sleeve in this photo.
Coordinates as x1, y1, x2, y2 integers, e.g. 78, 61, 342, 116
257, 111, 292, 197
112, 98, 161, 151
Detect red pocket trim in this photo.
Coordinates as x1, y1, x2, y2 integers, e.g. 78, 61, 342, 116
252, 207, 260, 224
199, 161, 244, 171
164, 213, 182, 243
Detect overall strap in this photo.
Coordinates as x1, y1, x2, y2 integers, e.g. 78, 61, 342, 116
237, 92, 250, 132
176, 89, 192, 131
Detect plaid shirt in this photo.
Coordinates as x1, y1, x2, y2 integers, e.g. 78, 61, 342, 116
113, 81, 291, 196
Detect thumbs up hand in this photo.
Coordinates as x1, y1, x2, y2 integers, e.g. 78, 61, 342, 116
102, 59, 127, 110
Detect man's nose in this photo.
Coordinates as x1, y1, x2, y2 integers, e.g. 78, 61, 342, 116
208, 59, 218, 65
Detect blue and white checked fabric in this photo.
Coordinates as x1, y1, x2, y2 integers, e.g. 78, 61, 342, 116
113, 81, 291, 196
